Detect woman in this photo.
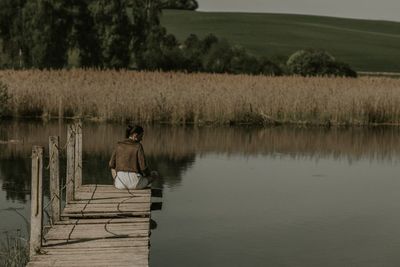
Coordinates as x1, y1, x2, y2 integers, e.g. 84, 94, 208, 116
109, 125, 158, 189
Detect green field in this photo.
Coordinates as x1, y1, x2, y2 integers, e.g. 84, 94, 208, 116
161, 10, 400, 72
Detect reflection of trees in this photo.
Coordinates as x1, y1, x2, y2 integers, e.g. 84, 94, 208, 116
0, 155, 51, 203
147, 154, 195, 188
4, 121, 400, 202
82, 153, 195, 188
4, 122, 400, 162
82, 153, 113, 185
0, 157, 31, 203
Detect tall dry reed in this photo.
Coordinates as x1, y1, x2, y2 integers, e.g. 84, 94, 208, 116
1, 70, 400, 125
0, 230, 28, 267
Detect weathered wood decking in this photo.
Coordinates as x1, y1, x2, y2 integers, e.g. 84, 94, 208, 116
27, 122, 161, 267
27, 185, 155, 267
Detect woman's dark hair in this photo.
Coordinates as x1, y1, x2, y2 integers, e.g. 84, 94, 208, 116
126, 125, 144, 138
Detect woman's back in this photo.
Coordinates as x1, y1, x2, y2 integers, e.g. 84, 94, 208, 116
109, 125, 158, 190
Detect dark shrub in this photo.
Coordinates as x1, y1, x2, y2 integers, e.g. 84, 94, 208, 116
287, 49, 357, 77
328, 61, 358, 78
182, 34, 203, 72
259, 58, 283, 76
161, 0, 199, 10
202, 40, 233, 73
200, 34, 219, 54
162, 47, 188, 70
229, 46, 260, 75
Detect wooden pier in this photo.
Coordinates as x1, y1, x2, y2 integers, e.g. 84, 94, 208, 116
26, 122, 161, 267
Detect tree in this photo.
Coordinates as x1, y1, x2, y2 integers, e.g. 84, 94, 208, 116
229, 46, 260, 75
181, 34, 202, 72
287, 49, 357, 77
137, 25, 166, 70
22, 0, 69, 68
128, 0, 165, 68
90, 0, 131, 68
161, 0, 198, 10
328, 61, 357, 78
67, 0, 100, 67
0, 0, 27, 68
202, 40, 233, 73
259, 57, 283, 76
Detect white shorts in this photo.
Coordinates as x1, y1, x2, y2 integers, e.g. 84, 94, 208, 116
114, 171, 149, 190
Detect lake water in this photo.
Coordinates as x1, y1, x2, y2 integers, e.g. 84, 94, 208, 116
1, 121, 400, 266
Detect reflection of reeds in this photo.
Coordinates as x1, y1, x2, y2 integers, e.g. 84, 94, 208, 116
0, 230, 28, 267
1, 121, 400, 162
1, 70, 400, 124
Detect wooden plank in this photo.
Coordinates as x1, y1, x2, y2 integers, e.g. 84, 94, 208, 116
75, 185, 163, 198
28, 261, 148, 267
46, 223, 150, 232
49, 136, 60, 223
40, 247, 149, 254
28, 262, 148, 267
30, 259, 148, 265
44, 238, 149, 248
69, 196, 151, 204
28, 258, 148, 267
45, 225, 149, 240
61, 211, 151, 218
44, 237, 149, 248
75, 192, 150, 199
30, 146, 44, 258
31, 255, 148, 261
77, 185, 151, 194
63, 202, 151, 213
45, 230, 149, 240
66, 125, 75, 203
55, 217, 149, 225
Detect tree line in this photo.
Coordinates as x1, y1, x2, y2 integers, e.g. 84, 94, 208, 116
0, 0, 196, 69
0, 0, 356, 77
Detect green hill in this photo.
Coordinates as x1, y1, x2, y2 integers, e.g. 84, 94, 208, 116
161, 10, 400, 72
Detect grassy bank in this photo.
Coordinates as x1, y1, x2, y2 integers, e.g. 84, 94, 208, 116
161, 10, 400, 72
1, 70, 400, 125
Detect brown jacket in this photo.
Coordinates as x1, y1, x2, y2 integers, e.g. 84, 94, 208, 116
109, 139, 150, 176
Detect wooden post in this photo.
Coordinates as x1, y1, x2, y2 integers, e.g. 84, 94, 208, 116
30, 146, 43, 258
66, 124, 75, 203
74, 121, 82, 191
49, 136, 60, 223
58, 97, 63, 120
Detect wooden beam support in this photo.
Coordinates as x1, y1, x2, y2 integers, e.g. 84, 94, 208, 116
30, 146, 43, 258
49, 136, 60, 223
66, 124, 76, 203
74, 120, 83, 191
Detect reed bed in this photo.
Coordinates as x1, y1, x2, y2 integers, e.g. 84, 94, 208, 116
1, 70, 400, 125
0, 230, 28, 267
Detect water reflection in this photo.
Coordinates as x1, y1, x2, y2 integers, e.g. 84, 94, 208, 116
0, 156, 31, 203
2, 121, 400, 203
3, 121, 400, 266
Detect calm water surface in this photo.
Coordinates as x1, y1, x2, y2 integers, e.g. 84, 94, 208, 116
1, 121, 400, 266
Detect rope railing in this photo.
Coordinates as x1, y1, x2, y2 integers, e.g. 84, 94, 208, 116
31, 120, 156, 253
29, 121, 82, 250
44, 127, 76, 171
